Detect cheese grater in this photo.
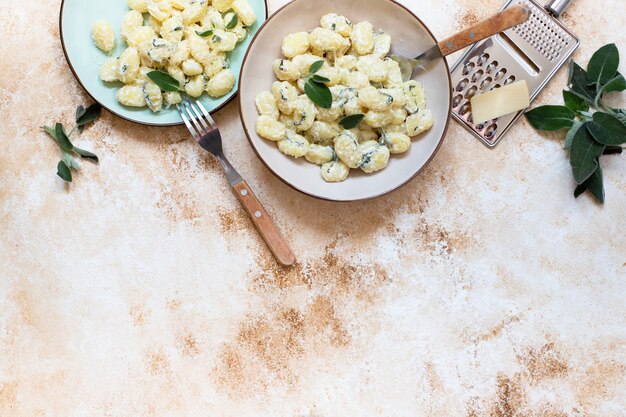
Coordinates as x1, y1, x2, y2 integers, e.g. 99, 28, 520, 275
450, 0, 579, 147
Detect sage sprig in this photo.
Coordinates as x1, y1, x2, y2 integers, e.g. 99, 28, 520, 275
147, 71, 180, 92
225, 14, 238, 30
303, 60, 332, 109
339, 114, 365, 129
525, 43, 625, 204
196, 29, 214, 37
42, 103, 101, 183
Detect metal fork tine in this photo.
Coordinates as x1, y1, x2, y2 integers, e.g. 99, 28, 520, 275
177, 104, 200, 140
186, 99, 211, 133
183, 99, 206, 136
195, 100, 217, 129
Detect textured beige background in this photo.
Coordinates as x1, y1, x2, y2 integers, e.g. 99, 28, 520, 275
1, 0, 625, 416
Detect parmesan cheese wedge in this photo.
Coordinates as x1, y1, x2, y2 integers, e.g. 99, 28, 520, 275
470, 80, 530, 124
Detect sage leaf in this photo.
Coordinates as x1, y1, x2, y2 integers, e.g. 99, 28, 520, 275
225, 14, 238, 30
196, 29, 213, 37
62, 151, 81, 170
568, 61, 597, 105
574, 184, 586, 198
339, 114, 365, 130
586, 112, 626, 145
75, 105, 86, 122
309, 60, 324, 74
74, 146, 99, 163
311, 74, 331, 84
564, 121, 584, 150
390, 54, 418, 82
563, 90, 588, 113
598, 73, 626, 96
76, 103, 102, 132
577, 165, 605, 203
55, 123, 74, 153
525, 105, 575, 131
57, 161, 72, 182
570, 125, 605, 184
587, 43, 619, 86
42, 125, 59, 145
304, 79, 332, 109
148, 71, 180, 92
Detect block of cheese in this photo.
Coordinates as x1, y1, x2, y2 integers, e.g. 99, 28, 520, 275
470, 80, 530, 124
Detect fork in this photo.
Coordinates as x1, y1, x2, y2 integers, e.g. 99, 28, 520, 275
177, 97, 296, 266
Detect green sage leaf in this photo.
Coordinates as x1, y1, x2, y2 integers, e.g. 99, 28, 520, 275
42, 125, 59, 144
578, 165, 605, 203
62, 151, 81, 170
563, 90, 588, 113
574, 184, 586, 198
57, 160, 72, 182
570, 125, 605, 184
564, 121, 584, 150
304, 79, 332, 109
147, 71, 180, 92
339, 114, 365, 130
196, 29, 214, 37
55, 123, 74, 153
74, 146, 99, 163
76, 103, 102, 131
311, 74, 331, 84
309, 60, 325, 74
225, 14, 238, 30
597, 73, 626, 104
568, 61, 597, 105
586, 112, 626, 145
76, 105, 86, 122
587, 43, 619, 86
525, 105, 576, 131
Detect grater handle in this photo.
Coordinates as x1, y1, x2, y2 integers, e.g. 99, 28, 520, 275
545, 0, 573, 17
438, 5, 531, 56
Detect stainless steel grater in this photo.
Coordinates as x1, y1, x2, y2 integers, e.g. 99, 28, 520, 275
450, 0, 579, 147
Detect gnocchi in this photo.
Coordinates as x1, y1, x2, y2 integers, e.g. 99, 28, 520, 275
254, 14, 435, 182
94, 0, 257, 112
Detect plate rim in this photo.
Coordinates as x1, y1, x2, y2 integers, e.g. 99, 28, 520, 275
59, 0, 269, 126
237, 0, 452, 202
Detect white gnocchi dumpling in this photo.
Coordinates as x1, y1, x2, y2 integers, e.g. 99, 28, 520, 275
320, 13, 352, 37
278, 131, 309, 158
351, 21, 374, 55
321, 160, 350, 182
360, 141, 390, 173
333, 131, 363, 169
206, 69, 235, 97
256, 115, 286, 141
406, 109, 434, 136
255, 91, 279, 120
92, 20, 116, 52
94, 0, 256, 112
306, 144, 335, 165
254, 14, 434, 182
117, 85, 147, 107
282, 32, 310, 59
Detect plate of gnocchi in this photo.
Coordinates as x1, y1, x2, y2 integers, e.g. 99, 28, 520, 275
238, 0, 452, 201
60, 0, 268, 126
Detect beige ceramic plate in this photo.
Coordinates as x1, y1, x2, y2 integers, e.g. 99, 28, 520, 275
238, 0, 452, 201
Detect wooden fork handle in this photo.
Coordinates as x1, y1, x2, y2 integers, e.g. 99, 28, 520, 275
438, 4, 531, 56
233, 181, 296, 266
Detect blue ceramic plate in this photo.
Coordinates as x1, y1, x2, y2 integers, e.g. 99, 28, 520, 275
60, 0, 268, 126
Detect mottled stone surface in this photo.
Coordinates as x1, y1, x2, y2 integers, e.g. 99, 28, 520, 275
0, 0, 625, 416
